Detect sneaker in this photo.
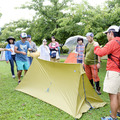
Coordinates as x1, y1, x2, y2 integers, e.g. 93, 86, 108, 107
110, 111, 120, 118
18, 80, 21, 84
12, 75, 15, 79
96, 87, 101, 95
101, 116, 118, 120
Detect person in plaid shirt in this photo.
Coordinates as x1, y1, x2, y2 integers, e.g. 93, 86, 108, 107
75, 37, 85, 63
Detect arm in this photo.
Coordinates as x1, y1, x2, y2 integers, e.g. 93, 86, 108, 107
14, 46, 26, 55
94, 42, 113, 57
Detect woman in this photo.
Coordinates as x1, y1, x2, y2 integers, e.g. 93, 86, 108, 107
5, 36, 16, 79
38, 39, 50, 61
49, 36, 60, 62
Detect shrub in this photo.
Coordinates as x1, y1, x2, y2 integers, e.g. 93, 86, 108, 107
0, 42, 7, 48
62, 46, 69, 53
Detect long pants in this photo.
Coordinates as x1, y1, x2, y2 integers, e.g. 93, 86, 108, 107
84, 64, 100, 82
9, 55, 16, 76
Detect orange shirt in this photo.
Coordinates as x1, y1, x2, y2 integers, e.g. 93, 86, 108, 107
94, 37, 120, 72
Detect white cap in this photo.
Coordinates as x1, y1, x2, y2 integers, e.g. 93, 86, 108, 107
20, 33, 27, 38
103, 25, 120, 34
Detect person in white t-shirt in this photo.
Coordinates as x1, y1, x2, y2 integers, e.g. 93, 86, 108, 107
38, 39, 50, 61
5, 36, 17, 79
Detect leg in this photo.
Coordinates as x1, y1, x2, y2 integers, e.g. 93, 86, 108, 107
9, 58, 15, 76
109, 93, 118, 118
24, 70, 28, 75
118, 93, 120, 113
90, 64, 101, 94
17, 70, 22, 81
84, 64, 93, 86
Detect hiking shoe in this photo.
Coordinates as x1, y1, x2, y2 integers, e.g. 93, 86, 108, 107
96, 87, 101, 95
12, 75, 15, 79
101, 116, 118, 120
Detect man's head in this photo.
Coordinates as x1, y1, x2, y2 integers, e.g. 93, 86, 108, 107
103, 25, 120, 41
86, 32, 94, 43
20, 33, 27, 42
43, 39, 47, 45
27, 35, 31, 42
77, 37, 83, 45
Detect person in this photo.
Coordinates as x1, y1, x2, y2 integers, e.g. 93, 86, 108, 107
38, 39, 50, 61
5, 36, 16, 79
14, 33, 31, 84
75, 37, 85, 63
27, 35, 37, 65
83, 32, 101, 95
94, 25, 120, 120
49, 36, 60, 62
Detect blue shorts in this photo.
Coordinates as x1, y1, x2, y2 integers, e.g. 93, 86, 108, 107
16, 61, 29, 70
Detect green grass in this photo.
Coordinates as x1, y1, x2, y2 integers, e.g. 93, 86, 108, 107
0, 60, 118, 120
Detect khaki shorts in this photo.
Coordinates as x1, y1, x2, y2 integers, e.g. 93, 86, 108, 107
103, 71, 120, 94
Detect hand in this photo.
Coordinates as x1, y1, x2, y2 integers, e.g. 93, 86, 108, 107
55, 48, 58, 51
21, 51, 26, 55
6, 61, 9, 63
9, 49, 13, 52
93, 42, 99, 47
28, 48, 32, 51
97, 63, 101, 69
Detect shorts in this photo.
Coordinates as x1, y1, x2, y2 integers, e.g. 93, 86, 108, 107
77, 59, 83, 63
103, 71, 120, 94
16, 61, 29, 71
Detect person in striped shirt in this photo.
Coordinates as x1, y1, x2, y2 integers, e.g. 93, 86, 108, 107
75, 37, 85, 64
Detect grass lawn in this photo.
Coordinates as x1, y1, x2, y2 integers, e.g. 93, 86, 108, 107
0, 59, 117, 120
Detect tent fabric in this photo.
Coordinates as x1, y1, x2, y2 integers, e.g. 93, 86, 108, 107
16, 58, 106, 119
64, 52, 77, 63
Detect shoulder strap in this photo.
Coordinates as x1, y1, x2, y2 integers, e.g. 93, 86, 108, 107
84, 43, 88, 55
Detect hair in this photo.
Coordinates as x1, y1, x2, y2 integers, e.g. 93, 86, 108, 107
51, 36, 56, 40
77, 37, 83, 43
8, 39, 15, 44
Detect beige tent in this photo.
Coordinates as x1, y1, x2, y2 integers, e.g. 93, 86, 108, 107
16, 58, 106, 119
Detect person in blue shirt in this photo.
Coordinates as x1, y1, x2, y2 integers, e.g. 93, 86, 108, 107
14, 33, 31, 84
5, 36, 16, 79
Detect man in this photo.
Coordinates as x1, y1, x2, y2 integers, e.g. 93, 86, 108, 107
75, 37, 85, 63
27, 35, 37, 65
83, 32, 101, 95
94, 25, 120, 120
14, 33, 31, 84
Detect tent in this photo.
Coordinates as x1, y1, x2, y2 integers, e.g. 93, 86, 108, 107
16, 58, 106, 119
64, 52, 77, 63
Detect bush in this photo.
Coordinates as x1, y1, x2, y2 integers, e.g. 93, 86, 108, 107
0, 42, 7, 48
62, 46, 69, 53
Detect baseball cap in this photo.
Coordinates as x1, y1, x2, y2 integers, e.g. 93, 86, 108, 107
20, 33, 27, 38
27, 35, 31, 38
86, 32, 94, 37
103, 25, 120, 34
43, 39, 47, 42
